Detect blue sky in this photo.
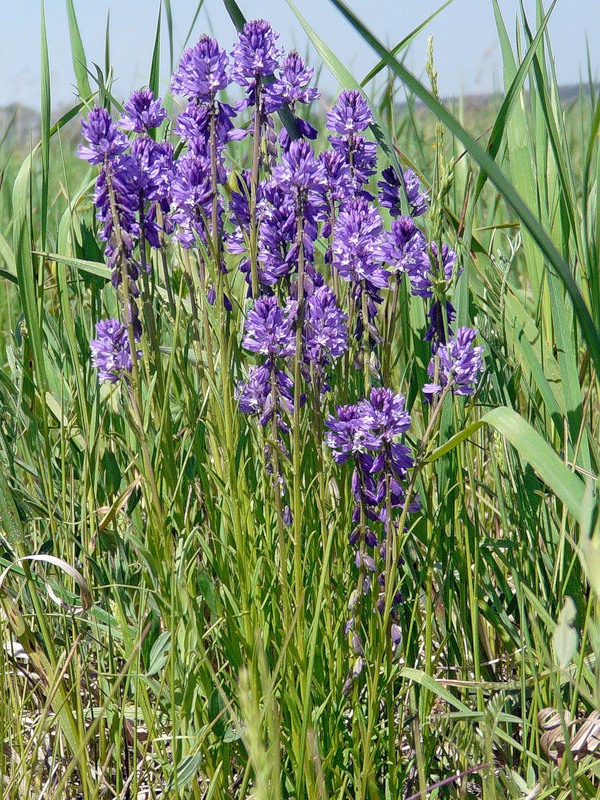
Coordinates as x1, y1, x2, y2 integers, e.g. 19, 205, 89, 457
1, 0, 598, 110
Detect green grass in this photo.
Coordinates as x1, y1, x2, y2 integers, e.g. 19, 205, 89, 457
0, 1, 599, 798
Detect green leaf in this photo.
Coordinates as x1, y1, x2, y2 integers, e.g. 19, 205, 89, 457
65, 0, 92, 99
146, 631, 171, 677
552, 596, 578, 668
36, 252, 111, 281
40, 1, 51, 249
427, 406, 585, 521
166, 754, 202, 791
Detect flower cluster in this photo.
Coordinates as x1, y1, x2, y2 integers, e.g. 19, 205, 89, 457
90, 319, 140, 384
423, 326, 485, 397
79, 19, 486, 690
326, 388, 414, 680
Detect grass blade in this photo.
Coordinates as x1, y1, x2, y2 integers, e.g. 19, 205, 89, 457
65, 0, 92, 100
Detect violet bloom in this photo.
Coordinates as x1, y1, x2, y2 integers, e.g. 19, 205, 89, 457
429, 242, 459, 283
364, 388, 411, 444
171, 35, 230, 100
326, 90, 373, 135
327, 91, 377, 191
423, 327, 485, 396
119, 88, 167, 133
378, 166, 428, 218
326, 388, 413, 668
254, 182, 297, 288
129, 138, 174, 247
320, 150, 354, 208
271, 140, 327, 257
242, 295, 296, 358
325, 404, 380, 465
362, 388, 413, 481
424, 299, 456, 352
170, 152, 220, 247
303, 284, 348, 387
175, 100, 236, 156
379, 216, 429, 280
90, 318, 140, 384
272, 139, 325, 197
332, 198, 388, 291
77, 107, 129, 165
266, 49, 319, 116
408, 241, 459, 298
230, 19, 283, 87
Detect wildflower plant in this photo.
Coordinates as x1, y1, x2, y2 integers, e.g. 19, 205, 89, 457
71, 16, 486, 796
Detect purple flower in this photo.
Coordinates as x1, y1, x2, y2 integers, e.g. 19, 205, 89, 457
272, 139, 325, 195
378, 166, 428, 218
266, 50, 319, 109
379, 216, 429, 279
171, 35, 230, 100
242, 295, 296, 359
407, 241, 459, 298
363, 388, 411, 443
304, 284, 348, 371
429, 242, 459, 283
175, 101, 236, 152
424, 300, 456, 352
236, 365, 294, 430
423, 327, 485, 396
332, 198, 388, 290
320, 150, 354, 207
92, 153, 141, 280
119, 88, 167, 133
330, 135, 378, 189
90, 318, 140, 383
170, 152, 221, 247
77, 107, 129, 165
325, 404, 380, 464
236, 363, 271, 415
231, 20, 283, 86
326, 90, 373, 135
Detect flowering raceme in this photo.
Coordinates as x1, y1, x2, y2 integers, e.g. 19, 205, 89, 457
90, 319, 140, 384
119, 88, 167, 133
423, 327, 485, 396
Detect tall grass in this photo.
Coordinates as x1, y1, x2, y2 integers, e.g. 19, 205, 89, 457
0, 1, 599, 798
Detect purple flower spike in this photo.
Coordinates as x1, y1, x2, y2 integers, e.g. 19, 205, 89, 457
272, 139, 325, 195
378, 166, 428, 218
242, 295, 296, 359
171, 35, 230, 100
231, 19, 283, 85
364, 388, 412, 443
325, 405, 380, 464
304, 284, 348, 367
423, 327, 485, 396
379, 216, 429, 280
77, 107, 129, 165
333, 198, 388, 290
90, 318, 140, 384
326, 90, 373, 135
267, 50, 320, 108
429, 242, 459, 283
320, 150, 354, 205
119, 88, 167, 133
